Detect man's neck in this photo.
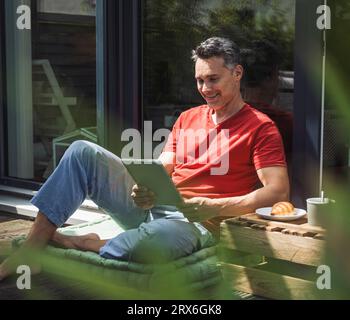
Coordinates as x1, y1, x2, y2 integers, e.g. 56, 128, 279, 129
212, 96, 245, 125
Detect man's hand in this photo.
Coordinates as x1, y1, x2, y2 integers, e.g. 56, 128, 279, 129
131, 184, 156, 210
177, 197, 220, 222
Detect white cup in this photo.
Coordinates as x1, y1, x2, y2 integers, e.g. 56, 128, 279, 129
306, 197, 333, 227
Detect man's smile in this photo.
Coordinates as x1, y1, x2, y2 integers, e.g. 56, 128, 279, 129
204, 93, 219, 100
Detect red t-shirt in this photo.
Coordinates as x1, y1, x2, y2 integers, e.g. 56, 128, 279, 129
164, 104, 286, 196
163, 104, 287, 234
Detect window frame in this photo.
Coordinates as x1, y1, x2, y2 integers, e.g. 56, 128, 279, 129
96, 0, 142, 155
0, 0, 35, 189
0, 0, 7, 184
291, 0, 324, 207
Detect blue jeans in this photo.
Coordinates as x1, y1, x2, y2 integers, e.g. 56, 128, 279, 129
31, 141, 215, 263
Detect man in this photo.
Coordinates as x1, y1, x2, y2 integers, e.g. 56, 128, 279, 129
0, 37, 289, 280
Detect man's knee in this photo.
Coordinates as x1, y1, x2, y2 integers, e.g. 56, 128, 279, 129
69, 140, 96, 153
64, 140, 97, 161
100, 221, 202, 263
131, 221, 200, 263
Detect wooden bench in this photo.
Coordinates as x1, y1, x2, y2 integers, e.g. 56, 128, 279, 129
219, 213, 330, 299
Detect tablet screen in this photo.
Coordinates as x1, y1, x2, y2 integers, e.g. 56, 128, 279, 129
122, 159, 183, 206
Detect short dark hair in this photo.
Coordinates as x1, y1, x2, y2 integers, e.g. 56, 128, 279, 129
191, 37, 241, 69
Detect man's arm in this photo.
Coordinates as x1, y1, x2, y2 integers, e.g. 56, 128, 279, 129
216, 166, 290, 216
179, 166, 290, 221
158, 151, 176, 175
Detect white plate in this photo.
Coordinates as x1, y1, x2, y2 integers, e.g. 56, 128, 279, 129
255, 207, 307, 221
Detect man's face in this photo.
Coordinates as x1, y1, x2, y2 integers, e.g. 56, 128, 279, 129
195, 57, 242, 111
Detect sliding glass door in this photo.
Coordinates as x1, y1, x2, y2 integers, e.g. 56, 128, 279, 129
3, 0, 97, 184
2, 0, 347, 202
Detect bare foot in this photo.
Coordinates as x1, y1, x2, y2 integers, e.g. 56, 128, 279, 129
52, 232, 100, 250
0, 233, 101, 281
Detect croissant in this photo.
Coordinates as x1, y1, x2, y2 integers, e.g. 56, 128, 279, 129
271, 201, 295, 216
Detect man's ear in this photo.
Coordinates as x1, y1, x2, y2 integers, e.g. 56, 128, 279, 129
233, 65, 244, 81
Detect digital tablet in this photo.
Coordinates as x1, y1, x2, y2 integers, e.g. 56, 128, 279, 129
122, 159, 183, 206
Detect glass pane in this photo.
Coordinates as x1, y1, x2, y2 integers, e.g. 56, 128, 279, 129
143, 0, 295, 166
37, 0, 96, 16
5, 0, 97, 182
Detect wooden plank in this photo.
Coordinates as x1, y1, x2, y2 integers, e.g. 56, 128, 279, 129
220, 223, 325, 266
250, 223, 266, 230
222, 263, 328, 300
281, 229, 290, 234
218, 248, 264, 267
228, 214, 326, 235
314, 234, 325, 240
265, 226, 283, 232
238, 213, 307, 225
227, 220, 249, 227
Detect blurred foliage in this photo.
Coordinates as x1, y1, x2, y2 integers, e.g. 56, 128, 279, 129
40, 0, 350, 300
315, 0, 350, 298
322, 179, 350, 299
4, 0, 350, 301
7, 246, 224, 300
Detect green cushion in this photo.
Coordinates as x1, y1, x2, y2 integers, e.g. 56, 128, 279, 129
13, 217, 221, 297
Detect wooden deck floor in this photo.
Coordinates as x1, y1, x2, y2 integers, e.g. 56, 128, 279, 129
0, 213, 97, 300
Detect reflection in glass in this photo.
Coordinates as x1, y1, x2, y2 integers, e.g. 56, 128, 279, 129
32, 0, 97, 180
143, 0, 295, 169
4, 0, 97, 182
37, 0, 96, 16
